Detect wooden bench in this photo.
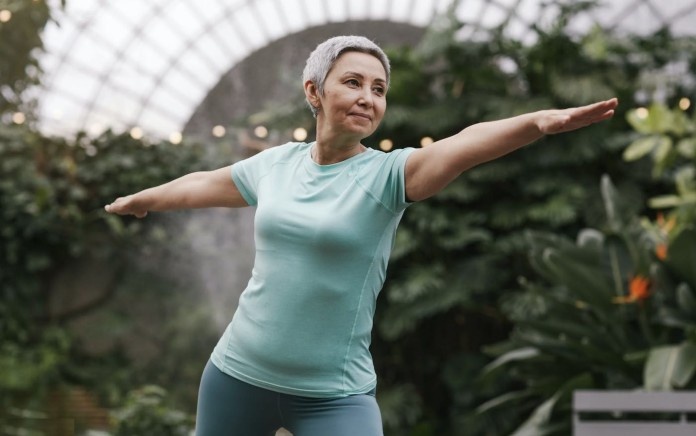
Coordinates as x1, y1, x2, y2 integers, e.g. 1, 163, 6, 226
573, 390, 696, 436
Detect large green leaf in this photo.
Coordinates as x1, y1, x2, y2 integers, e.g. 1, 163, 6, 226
600, 175, 622, 231
649, 194, 685, 208
644, 342, 696, 390
522, 318, 620, 352
510, 373, 592, 436
510, 393, 560, 436
604, 234, 636, 297
674, 167, 696, 196
677, 138, 696, 159
647, 103, 678, 134
541, 248, 614, 310
677, 283, 696, 313
665, 228, 696, 290
622, 135, 662, 161
515, 329, 632, 372
476, 390, 536, 414
481, 347, 540, 379
626, 110, 653, 134
576, 228, 604, 251
652, 136, 675, 177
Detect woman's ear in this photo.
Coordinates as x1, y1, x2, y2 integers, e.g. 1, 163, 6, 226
304, 80, 321, 109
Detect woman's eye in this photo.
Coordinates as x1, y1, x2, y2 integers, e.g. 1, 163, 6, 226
346, 79, 360, 87
373, 87, 385, 96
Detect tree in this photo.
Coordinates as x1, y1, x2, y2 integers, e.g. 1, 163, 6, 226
0, 0, 53, 117
0, 123, 210, 432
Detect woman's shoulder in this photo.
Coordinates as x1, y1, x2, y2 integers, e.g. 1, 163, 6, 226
356, 146, 415, 169
243, 141, 310, 164
263, 141, 310, 160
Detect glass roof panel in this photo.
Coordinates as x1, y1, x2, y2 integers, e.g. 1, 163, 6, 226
368, 0, 391, 21
232, 6, 270, 49
253, 0, 287, 39
85, 4, 134, 49
67, 31, 117, 74
36, 0, 696, 140
302, 0, 327, 27
143, 16, 187, 57
349, 0, 370, 21
275, 0, 308, 33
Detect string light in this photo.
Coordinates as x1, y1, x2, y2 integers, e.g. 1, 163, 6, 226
212, 125, 226, 137
254, 125, 268, 138
0, 10, 12, 23
293, 127, 308, 141
169, 132, 182, 144
87, 123, 104, 136
12, 112, 25, 124
679, 97, 691, 111
420, 136, 434, 147
379, 139, 393, 151
635, 107, 649, 119
130, 126, 143, 140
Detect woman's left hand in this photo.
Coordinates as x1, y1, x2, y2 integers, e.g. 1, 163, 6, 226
535, 98, 618, 135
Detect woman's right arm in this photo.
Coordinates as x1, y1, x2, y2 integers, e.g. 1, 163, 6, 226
104, 166, 248, 218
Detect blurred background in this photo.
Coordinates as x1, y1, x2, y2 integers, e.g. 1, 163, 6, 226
1, 0, 696, 434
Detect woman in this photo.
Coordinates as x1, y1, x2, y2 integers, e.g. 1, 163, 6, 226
105, 35, 617, 435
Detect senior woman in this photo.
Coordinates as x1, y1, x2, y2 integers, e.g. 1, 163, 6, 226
105, 36, 617, 435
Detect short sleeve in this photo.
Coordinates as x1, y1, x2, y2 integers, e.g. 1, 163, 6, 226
230, 149, 273, 206
360, 147, 416, 213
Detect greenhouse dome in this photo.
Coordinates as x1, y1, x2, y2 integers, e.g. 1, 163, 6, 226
33, 0, 696, 140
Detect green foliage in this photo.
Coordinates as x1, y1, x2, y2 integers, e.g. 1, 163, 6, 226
1, 123, 205, 302
0, 326, 71, 391
477, 175, 696, 434
0, 121, 209, 430
1, 3, 228, 431
477, 84, 696, 434
624, 103, 696, 224
644, 342, 696, 390
112, 385, 194, 436
0, 0, 54, 116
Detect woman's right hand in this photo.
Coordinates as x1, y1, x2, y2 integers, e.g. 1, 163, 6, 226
104, 195, 148, 218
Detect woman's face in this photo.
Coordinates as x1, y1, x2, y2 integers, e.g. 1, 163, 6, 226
315, 51, 387, 140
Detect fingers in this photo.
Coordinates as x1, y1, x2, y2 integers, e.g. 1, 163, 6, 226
578, 98, 618, 118
104, 196, 147, 218
540, 98, 617, 134
104, 200, 119, 213
569, 98, 618, 126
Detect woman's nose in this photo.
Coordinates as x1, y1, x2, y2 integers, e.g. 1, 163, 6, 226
357, 89, 373, 107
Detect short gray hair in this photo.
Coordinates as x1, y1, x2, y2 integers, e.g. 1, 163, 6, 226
302, 35, 391, 117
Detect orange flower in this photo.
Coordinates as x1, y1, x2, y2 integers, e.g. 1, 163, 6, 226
655, 243, 668, 261
613, 275, 652, 304
653, 213, 675, 262
656, 212, 676, 236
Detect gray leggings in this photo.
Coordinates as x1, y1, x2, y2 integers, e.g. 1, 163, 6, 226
195, 360, 384, 436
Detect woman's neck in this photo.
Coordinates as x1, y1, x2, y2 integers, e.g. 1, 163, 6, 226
312, 128, 366, 165
311, 141, 365, 165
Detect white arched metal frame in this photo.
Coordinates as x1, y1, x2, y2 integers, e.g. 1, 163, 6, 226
35, 0, 696, 140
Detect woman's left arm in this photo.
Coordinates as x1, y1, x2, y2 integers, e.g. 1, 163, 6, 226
404, 98, 618, 202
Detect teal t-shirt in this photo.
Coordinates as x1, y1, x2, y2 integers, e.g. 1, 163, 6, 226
210, 141, 415, 398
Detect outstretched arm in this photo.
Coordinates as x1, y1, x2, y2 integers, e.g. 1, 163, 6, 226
404, 98, 618, 202
104, 166, 248, 218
